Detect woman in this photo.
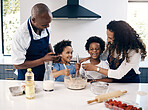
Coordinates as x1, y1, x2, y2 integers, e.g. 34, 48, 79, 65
82, 20, 147, 83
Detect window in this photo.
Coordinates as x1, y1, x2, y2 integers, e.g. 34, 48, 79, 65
1, 0, 20, 55
127, 2, 148, 51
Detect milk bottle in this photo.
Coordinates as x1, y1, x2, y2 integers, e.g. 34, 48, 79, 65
43, 61, 54, 91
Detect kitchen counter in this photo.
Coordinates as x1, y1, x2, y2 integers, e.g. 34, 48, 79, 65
0, 80, 148, 110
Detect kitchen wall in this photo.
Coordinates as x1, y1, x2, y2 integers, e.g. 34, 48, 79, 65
0, 1, 2, 56
20, 0, 128, 58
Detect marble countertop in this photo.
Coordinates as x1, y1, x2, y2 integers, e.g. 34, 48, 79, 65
0, 80, 148, 110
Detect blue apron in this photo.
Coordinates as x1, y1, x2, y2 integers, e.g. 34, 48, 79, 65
17, 19, 49, 81
107, 55, 140, 83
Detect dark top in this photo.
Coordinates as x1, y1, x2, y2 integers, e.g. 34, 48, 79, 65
17, 19, 50, 81
107, 56, 140, 83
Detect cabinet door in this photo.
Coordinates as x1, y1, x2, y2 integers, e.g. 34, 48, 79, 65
0, 65, 4, 73
1, 65, 17, 80
139, 68, 148, 83
0, 65, 4, 79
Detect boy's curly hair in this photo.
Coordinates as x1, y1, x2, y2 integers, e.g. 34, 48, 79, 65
85, 36, 105, 53
54, 40, 72, 55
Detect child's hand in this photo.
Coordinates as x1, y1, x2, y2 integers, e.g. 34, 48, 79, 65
62, 69, 70, 76
75, 63, 81, 71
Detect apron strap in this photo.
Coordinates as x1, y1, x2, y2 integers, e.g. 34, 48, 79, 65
27, 18, 33, 39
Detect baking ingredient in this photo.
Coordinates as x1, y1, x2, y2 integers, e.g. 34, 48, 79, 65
43, 80, 54, 91
87, 90, 127, 104
25, 68, 35, 99
64, 76, 87, 90
43, 61, 54, 91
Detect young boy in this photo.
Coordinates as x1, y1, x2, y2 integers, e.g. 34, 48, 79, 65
52, 40, 75, 82
79, 36, 112, 82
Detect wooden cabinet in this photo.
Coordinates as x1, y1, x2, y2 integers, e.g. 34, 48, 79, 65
0, 65, 17, 80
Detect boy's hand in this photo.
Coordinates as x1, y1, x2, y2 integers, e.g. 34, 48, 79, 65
62, 69, 70, 76
75, 63, 81, 71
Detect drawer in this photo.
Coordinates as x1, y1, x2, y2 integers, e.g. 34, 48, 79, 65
3, 65, 15, 74
4, 73, 17, 80
0, 65, 17, 80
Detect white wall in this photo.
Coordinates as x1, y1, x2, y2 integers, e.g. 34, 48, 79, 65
20, 0, 128, 58
0, 1, 2, 56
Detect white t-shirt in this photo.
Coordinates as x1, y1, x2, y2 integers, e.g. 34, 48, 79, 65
11, 18, 51, 65
80, 60, 109, 79
100, 49, 141, 79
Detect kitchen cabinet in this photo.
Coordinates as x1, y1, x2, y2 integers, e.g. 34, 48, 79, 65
0, 65, 17, 80
139, 68, 148, 83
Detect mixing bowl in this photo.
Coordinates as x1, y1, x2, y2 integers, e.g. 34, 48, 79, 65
90, 81, 109, 95
64, 76, 87, 90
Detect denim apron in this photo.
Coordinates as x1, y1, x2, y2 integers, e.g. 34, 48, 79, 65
108, 55, 140, 83
17, 19, 49, 81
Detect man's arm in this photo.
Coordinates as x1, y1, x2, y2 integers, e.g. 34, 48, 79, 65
14, 58, 44, 69
14, 52, 60, 69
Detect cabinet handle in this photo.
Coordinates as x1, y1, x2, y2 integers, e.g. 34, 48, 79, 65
5, 69, 14, 71
5, 78, 15, 80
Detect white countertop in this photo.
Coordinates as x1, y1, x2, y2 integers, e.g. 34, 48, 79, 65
0, 80, 148, 110
0, 56, 148, 67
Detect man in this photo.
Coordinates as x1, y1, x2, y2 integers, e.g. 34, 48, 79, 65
12, 3, 60, 81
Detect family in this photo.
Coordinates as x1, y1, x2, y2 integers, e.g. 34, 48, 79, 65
12, 3, 147, 83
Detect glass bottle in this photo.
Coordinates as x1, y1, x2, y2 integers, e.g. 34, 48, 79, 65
25, 68, 35, 99
43, 61, 54, 91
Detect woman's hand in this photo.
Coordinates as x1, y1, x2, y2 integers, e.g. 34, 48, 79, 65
82, 63, 98, 71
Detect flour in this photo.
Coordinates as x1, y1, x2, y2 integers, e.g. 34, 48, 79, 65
64, 77, 87, 90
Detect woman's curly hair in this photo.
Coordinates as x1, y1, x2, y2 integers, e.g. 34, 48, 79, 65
107, 20, 147, 66
53, 40, 72, 55
85, 36, 105, 53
